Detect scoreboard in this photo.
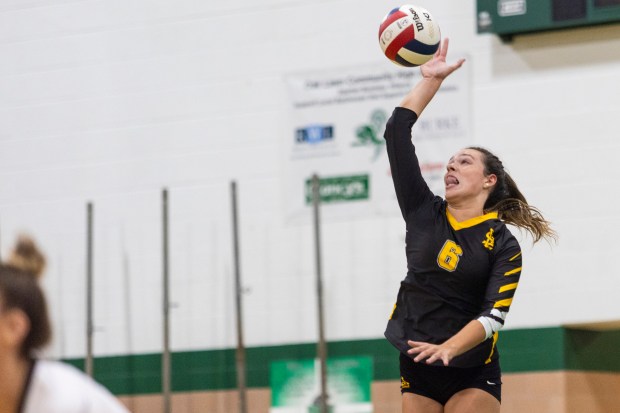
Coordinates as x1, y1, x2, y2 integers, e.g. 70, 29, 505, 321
477, 0, 620, 40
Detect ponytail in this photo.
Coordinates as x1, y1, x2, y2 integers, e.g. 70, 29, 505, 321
469, 147, 557, 244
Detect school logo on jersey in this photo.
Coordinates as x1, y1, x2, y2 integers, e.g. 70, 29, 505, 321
401, 376, 411, 389
482, 228, 495, 251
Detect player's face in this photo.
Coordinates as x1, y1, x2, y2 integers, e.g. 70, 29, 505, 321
0, 297, 28, 354
444, 149, 491, 204
0, 298, 10, 350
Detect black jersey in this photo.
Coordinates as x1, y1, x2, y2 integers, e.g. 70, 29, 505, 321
383, 107, 523, 368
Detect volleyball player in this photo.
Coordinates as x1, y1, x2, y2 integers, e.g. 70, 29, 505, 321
383, 38, 556, 413
0, 236, 129, 413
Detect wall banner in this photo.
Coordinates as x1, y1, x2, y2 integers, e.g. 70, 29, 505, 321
284, 61, 470, 223
270, 356, 373, 413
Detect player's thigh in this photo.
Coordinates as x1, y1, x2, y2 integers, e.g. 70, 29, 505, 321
402, 392, 443, 413
444, 388, 500, 413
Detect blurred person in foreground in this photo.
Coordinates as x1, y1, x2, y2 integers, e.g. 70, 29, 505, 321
0, 235, 129, 413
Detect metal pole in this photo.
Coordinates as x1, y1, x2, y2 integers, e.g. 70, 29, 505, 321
231, 181, 248, 413
86, 202, 94, 377
312, 174, 328, 413
162, 189, 171, 413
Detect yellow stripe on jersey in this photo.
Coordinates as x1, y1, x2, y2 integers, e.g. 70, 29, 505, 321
485, 332, 499, 364
504, 267, 522, 276
446, 210, 498, 231
499, 282, 518, 293
389, 303, 397, 320
494, 298, 513, 308
509, 252, 522, 262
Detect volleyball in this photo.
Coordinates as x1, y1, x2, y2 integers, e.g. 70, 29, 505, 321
379, 5, 441, 67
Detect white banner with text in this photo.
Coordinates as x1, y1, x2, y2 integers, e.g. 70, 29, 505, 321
284, 61, 470, 223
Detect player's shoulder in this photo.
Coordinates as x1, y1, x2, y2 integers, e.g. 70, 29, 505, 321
34, 360, 88, 386
26, 360, 129, 413
405, 194, 444, 222
493, 219, 519, 241
490, 220, 521, 254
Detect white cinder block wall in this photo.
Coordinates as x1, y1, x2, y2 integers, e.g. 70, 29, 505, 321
1, 0, 619, 360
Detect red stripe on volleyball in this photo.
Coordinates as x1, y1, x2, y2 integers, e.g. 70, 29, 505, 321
384, 27, 415, 61
378, 11, 407, 39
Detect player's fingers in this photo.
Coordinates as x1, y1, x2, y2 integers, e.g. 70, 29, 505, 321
442, 58, 465, 78
413, 351, 430, 363
407, 345, 425, 355
407, 340, 429, 351
413, 347, 436, 362
440, 38, 450, 58
453, 58, 466, 69
425, 352, 439, 364
447, 58, 465, 72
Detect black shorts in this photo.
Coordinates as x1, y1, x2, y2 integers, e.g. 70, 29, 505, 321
399, 352, 502, 405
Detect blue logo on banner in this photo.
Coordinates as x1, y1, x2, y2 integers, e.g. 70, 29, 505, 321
295, 125, 334, 144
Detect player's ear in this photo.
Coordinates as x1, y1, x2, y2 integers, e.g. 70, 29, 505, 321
483, 174, 497, 189
0, 308, 31, 349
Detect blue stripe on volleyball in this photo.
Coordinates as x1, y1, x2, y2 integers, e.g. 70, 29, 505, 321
387, 7, 400, 16
403, 38, 440, 56
394, 54, 417, 68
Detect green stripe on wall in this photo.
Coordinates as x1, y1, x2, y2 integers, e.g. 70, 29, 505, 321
565, 328, 620, 372
499, 327, 566, 372
63, 327, 620, 396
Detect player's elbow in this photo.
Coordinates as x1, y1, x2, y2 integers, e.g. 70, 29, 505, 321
476, 309, 507, 340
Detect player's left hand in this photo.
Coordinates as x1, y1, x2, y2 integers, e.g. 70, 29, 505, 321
419, 38, 465, 81
407, 340, 456, 366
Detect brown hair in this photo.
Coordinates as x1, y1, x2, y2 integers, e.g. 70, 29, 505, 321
469, 147, 557, 243
0, 236, 51, 357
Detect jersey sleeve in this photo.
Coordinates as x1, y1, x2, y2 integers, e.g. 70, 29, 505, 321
476, 236, 523, 339
384, 107, 435, 220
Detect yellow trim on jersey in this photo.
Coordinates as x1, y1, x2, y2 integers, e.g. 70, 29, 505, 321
494, 298, 513, 308
499, 282, 518, 293
509, 252, 522, 262
504, 267, 522, 276
485, 332, 499, 364
446, 210, 498, 231
389, 303, 397, 320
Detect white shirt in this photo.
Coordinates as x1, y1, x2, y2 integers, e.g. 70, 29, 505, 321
22, 360, 129, 413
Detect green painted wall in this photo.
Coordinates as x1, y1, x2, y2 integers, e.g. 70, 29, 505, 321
64, 327, 620, 396
564, 328, 620, 372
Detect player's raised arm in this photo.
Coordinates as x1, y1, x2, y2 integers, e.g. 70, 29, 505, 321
400, 38, 465, 116
384, 38, 465, 220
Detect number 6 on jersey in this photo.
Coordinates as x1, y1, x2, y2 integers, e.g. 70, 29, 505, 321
437, 240, 463, 272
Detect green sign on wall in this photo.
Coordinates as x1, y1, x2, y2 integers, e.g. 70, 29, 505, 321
304, 175, 370, 205
270, 356, 372, 413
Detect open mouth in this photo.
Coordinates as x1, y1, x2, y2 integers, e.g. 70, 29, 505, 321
445, 175, 459, 189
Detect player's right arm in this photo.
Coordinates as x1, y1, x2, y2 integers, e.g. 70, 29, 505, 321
384, 107, 434, 219
385, 38, 465, 220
